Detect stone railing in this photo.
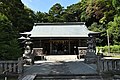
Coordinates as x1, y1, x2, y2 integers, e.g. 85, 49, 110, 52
0, 57, 23, 75
97, 56, 120, 73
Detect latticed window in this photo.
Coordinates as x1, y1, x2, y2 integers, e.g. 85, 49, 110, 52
79, 39, 87, 47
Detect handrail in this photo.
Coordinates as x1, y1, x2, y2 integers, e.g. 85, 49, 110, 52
0, 57, 24, 74
2, 63, 18, 74
97, 56, 120, 73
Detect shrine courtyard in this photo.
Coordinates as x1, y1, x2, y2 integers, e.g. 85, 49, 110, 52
18, 56, 100, 80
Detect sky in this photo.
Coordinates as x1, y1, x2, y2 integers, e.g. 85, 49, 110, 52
21, 0, 80, 13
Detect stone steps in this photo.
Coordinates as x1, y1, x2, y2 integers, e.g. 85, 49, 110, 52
45, 55, 78, 61
35, 74, 103, 80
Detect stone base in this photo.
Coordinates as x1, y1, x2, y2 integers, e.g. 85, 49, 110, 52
84, 55, 97, 64
85, 51, 97, 64
85, 58, 97, 64
34, 56, 46, 61
24, 58, 34, 65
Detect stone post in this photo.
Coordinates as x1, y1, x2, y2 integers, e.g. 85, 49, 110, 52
18, 57, 23, 73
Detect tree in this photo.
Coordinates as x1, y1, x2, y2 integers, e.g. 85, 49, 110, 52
0, 0, 24, 32
0, 0, 35, 32
0, 13, 21, 60
107, 16, 120, 45
36, 11, 49, 23
0, 0, 36, 60
63, 3, 81, 22
48, 3, 64, 22
19, 6, 36, 32
86, 0, 115, 25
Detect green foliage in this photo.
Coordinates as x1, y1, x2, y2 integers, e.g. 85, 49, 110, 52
88, 22, 104, 32
36, 12, 49, 22
98, 45, 120, 53
112, 0, 120, 14
64, 2, 81, 22
49, 3, 63, 15
86, 0, 115, 24
0, 0, 36, 60
48, 3, 65, 22
19, 6, 35, 32
0, 13, 21, 60
107, 15, 120, 44
0, 0, 35, 32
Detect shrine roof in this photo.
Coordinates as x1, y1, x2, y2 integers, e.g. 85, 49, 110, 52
22, 22, 99, 38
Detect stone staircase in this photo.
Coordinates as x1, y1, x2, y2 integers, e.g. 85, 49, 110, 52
35, 74, 103, 80
45, 55, 78, 61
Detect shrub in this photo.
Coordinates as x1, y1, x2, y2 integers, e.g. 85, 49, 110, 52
97, 45, 120, 53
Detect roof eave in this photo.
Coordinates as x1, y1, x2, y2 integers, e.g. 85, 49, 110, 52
30, 35, 88, 38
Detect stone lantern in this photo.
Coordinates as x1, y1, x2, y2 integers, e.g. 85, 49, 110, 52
19, 34, 33, 65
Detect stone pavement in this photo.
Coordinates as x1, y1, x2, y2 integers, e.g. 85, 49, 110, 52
19, 60, 99, 79
65, 60, 97, 74
25, 59, 98, 75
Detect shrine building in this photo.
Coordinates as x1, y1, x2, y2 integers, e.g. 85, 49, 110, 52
20, 22, 100, 61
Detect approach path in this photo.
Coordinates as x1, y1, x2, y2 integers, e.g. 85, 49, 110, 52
18, 55, 103, 80
19, 60, 102, 80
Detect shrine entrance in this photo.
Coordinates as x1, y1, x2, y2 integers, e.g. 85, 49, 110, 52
52, 40, 69, 55
32, 38, 87, 55
37, 39, 80, 55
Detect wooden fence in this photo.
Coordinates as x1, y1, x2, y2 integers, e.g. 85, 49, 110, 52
97, 56, 120, 73
0, 57, 23, 75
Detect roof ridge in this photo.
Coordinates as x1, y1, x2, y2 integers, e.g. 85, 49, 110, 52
34, 22, 85, 26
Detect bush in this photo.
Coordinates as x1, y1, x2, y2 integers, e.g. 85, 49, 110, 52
97, 45, 120, 53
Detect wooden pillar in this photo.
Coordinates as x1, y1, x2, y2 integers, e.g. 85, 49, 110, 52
50, 41, 52, 54
68, 39, 71, 54
39, 40, 41, 47
79, 40, 81, 47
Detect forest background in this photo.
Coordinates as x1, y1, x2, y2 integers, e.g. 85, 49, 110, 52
0, 0, 120, 60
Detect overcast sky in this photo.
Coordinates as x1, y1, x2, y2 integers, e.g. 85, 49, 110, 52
21, 0, 80, 12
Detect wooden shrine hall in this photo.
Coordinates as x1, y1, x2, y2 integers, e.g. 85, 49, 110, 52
20, 22, 100, 62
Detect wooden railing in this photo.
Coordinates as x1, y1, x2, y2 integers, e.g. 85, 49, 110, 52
0, 57, 23, 75
97, 56, 120, 73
